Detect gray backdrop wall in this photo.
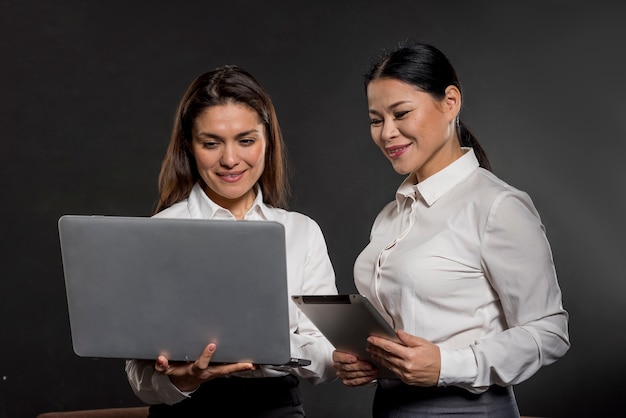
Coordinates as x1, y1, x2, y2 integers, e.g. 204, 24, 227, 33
2, 1, 625, 417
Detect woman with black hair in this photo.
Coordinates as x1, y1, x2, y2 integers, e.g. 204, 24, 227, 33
332, 41, 570, 417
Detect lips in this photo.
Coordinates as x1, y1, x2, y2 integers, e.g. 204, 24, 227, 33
386, 143, 411, 158
217, 171, 245, 183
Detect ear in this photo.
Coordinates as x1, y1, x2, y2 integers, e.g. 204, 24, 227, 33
443, 85, 461, 120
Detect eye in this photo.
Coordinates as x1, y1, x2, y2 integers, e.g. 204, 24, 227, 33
370, 118, 383, 127
239, 138, 256, 146
394, 110, 410, 119
202, 141, 219, 149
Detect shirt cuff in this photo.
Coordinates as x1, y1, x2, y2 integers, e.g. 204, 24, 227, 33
151, 371, 193, 405
438, 346, 477, 386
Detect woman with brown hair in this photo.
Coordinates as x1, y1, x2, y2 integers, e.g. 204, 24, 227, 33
126, 65, 338, 417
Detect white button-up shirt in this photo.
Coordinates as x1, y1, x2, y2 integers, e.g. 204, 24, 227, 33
126, 183, 338, 404
354, 148, 570, 392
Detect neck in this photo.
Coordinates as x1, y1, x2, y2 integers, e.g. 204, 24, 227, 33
202, 184, 256, 220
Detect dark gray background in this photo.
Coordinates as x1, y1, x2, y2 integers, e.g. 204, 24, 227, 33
1, 1, 624, 417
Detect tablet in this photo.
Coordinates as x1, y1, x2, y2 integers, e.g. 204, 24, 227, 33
291, 294, 400, 379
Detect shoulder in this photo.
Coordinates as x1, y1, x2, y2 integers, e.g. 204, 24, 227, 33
152, 200, 191, 219
470, 169, 540, 219
267, 206, 324, 235
379, 199, 400, 215
470, 168, 532, 201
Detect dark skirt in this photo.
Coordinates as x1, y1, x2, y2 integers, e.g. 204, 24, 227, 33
373, 380, 520, 417
148, 374, 304, 418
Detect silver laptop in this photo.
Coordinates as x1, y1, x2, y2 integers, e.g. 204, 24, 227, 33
58, 215, 308, 366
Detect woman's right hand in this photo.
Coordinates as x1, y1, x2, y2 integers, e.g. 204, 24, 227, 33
332, 350, 379, 387
154, 343, 256, 392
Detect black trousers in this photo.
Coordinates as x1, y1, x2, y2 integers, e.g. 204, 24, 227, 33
148, 374, 304, 418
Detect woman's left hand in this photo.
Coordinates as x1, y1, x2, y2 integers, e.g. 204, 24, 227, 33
367, 329, 441, 386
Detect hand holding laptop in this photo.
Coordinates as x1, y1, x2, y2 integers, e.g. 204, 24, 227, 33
152, 343, 256, 392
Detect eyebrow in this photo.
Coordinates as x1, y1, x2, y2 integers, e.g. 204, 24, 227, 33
195, 128, 261, 140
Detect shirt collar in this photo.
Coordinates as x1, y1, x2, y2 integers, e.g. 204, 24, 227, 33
187, 182, 271, 220
395, 147, 479, 209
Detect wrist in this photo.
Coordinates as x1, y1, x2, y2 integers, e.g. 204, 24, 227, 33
170, 375, 201, 392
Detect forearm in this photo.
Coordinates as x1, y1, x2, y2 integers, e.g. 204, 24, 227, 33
289, 333, 337, 384
125, 359, 189, 405
439, 310, 570, 390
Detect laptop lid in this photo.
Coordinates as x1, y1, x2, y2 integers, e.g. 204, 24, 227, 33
58, 215, 301, 365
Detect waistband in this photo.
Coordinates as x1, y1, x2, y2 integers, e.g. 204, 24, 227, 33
148, 375, 301, 416
377, 379, 510, 398
218, 374, 300, 390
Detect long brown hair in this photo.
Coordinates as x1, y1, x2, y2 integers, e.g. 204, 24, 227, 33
155, 65, 289, 213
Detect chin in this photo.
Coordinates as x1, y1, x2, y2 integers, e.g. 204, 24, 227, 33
390, 164, 411, 176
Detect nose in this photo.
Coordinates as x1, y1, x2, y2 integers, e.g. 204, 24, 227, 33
220, 143, 239, 167
380, 119, 398, 143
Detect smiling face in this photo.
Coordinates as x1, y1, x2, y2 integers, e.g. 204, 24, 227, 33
367, 78, 463, 182
190, 102, 267, 218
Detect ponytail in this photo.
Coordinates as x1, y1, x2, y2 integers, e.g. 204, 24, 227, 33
458, 120, 492, 171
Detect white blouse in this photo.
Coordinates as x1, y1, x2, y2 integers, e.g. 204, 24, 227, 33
354, 148, 569, 393
126, 183, 338, 405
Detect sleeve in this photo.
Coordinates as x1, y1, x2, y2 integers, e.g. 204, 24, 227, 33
288, 218, 339, 384
124, 359, 192, 405
445, 190, 570, 391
